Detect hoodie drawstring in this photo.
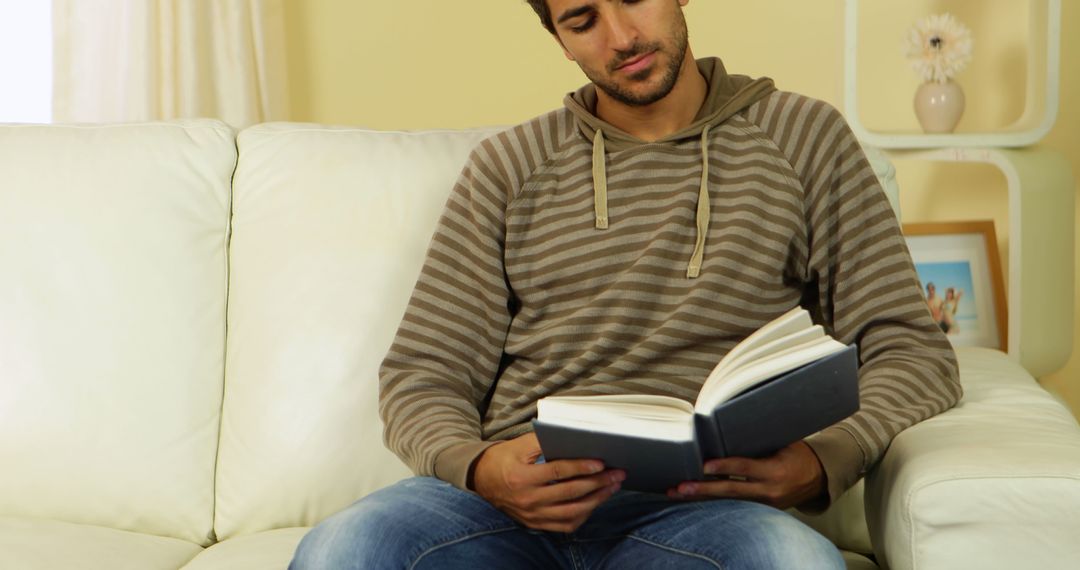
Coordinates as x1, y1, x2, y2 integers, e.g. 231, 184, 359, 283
686, 125, 711, 278
590, 126, 712, 279
592, 129, 609, 229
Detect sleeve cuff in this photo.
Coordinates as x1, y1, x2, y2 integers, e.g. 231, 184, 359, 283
433, 440, 499, 491
800, 427, 866, 514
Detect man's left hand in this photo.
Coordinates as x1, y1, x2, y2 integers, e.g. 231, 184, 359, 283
667, 441, 827, 510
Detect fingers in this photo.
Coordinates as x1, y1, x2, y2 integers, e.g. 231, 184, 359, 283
663, 456, 767, 501
547, 458, 594, 482
704, 452, 781, 480
668, 442, 827, 509
512, 467, 625, 532
504, 432, 613, 487
530, 468, 626, 505
512, 443, 626, 531
517, 480, 623, 533
505, 433, 607, 484
474, 432, 626, 533
701, 441, 807, 481
668, 478, 774, 504
507, 463, 625, 522
525, 457, 607, 486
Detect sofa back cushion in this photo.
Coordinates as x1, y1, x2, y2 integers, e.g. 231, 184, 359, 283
217, 123, 501, 538
0, 120, 235, 546
218, 124, 896, 551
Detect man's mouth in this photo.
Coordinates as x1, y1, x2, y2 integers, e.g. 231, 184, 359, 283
615, 50, 656, 74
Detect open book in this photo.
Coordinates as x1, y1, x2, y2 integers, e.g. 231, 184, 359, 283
533, 307, 859, 493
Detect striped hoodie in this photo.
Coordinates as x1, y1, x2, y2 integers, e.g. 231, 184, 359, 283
379, 57, 961, 508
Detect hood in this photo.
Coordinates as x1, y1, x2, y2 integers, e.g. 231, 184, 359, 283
563, 57, 776, 278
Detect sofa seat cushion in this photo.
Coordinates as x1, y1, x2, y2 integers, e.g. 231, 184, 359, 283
841, 551, 879, 570
799, 346, 1080, 562
793, 479, 872, 555
0, 517, 203, 570
177, 526, 874, 570
867, 346, 1080, 569
181, 528, 307, 570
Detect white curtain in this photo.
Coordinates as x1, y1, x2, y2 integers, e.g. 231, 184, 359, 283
52, 0, 288, 127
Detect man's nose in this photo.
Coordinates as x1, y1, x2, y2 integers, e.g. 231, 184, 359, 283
605, 11, 639, 52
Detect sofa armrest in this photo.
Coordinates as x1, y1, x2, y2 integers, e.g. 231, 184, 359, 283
864, 347, 1080, 570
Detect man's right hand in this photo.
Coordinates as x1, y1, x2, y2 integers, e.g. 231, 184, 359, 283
470, 432, 625, 533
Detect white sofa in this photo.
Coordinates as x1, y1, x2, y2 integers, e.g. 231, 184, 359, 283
2, 119, 1080, 569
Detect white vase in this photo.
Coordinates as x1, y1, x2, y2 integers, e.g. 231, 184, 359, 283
914, 80, 966, 134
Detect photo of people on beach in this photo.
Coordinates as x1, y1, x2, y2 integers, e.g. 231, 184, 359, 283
903, 221, 1007, 350
914, 261, 976, 336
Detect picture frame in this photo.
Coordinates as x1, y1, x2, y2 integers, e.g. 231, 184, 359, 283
902, 220, 1008, 350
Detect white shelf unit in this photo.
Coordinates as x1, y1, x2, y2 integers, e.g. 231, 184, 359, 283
845, 0, 1061, 149
887, 147, 1075, 378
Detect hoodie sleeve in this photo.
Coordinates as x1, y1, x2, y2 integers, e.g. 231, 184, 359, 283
378, 141, 515, 491
750, 94, 962, 510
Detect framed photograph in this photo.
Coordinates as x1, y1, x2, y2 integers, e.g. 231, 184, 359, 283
902, 220, 1007, 350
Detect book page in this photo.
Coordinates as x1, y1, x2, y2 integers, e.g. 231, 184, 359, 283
537, 395, 695, 441
694, 336, 847, 414
708, 307, 812, 377
707, 325, 824, 382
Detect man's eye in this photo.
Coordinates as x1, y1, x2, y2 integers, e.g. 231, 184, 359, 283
570, 16, 596, 33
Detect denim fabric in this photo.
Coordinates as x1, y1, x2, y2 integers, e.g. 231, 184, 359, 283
289, 477, 844, 570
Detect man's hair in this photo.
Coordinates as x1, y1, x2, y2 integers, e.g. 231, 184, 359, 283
525, 0, 557, 34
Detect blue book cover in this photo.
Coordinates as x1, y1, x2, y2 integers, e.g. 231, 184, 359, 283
533, 344, 859, 493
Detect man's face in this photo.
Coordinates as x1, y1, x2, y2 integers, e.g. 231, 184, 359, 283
548, 0, 691, 107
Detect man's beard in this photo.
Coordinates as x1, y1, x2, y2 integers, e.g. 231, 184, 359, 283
583, 14, 689, 107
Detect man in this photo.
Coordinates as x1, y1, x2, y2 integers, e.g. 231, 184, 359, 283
925, 282, 947, 329
291, 1, 961, 568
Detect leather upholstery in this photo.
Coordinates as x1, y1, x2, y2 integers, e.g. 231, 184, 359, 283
2, 120, 1078, 570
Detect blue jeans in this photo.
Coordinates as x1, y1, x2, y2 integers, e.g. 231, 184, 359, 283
290, 477, 844, 569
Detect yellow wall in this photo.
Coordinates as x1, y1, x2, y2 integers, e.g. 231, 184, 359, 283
284, 0, 1080, 416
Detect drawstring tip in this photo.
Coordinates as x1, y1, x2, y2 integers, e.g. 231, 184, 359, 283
686, 265, 701, 279
595, 217, 609, 229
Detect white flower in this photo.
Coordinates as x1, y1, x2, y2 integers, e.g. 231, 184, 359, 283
905, 13, 974, 83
